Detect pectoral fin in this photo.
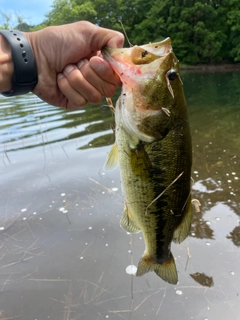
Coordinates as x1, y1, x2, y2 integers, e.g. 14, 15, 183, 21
104, 143, 118, 170
120, 205, 141, 233
173, 194, 192, 244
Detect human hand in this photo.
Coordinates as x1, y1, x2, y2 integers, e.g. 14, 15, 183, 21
25, 21, 124, 109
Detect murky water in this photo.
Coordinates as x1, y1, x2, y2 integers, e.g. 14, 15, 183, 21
0, 71, 239, 320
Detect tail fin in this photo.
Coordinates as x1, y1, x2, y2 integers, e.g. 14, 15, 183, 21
136, 252, 178, 284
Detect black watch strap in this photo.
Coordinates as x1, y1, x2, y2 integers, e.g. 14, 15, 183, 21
0, 30, 38, 96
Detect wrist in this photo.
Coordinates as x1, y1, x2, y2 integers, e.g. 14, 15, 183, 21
0, 34, 14, 92
0, 30, 38, 96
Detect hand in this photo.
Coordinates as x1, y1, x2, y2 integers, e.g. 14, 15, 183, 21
26, 21, 124, 109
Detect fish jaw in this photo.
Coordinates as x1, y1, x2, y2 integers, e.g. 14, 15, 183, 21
102, 38, 172, 92
103, 42, 184, 142
102, 38, 172, 66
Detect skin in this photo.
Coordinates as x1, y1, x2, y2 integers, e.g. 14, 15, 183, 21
0, 21, 124, 109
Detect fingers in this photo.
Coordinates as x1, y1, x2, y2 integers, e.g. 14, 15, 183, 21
91, 26, 125, 50
89, 56, 122, 87
102, 30, 125, 48
57, 57, 120, 109
57, 69, 88, 109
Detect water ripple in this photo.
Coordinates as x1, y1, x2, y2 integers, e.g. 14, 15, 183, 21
0, 93, 114, 152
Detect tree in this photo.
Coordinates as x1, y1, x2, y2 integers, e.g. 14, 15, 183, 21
15, 16, 31, 32
45, 0, 97, 25
130, 0, 228, 64
29, 0, 240, 64
0, 12, 12, 29
225, 0, 240, 61
0, 12, 31, 31
43, 0, 152, 44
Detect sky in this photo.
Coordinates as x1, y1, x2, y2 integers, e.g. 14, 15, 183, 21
0, 0, 54, 26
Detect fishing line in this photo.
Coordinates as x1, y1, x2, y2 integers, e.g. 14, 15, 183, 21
129, 233, 134, 319
145, 171, 184, 215
119, 20, 133, 47
129, 233, 134, 301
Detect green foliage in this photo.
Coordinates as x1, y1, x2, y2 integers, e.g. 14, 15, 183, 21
0, 12, 32, 31
226, 0, 240, 61
45, 0, 97, 25
3, 1, 240, 64
130, 0, 229, 64
0, 12, 11, 29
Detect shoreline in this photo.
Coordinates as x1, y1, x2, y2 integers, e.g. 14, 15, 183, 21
180, 63, 240, 71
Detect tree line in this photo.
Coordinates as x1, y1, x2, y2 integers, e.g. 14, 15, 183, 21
1, 0, 240, 64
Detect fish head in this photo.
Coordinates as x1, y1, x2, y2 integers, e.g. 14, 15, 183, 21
102, 39, 186, 141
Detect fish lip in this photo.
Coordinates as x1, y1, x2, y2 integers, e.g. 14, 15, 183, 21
102, 46, 124, 59
102, 37, 173, 60
140, 37, 172, 56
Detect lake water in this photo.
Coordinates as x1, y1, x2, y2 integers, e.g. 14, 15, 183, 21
0, 71, 239, 320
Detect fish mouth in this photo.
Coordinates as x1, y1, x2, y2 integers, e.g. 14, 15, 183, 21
102, 38, 180, 101
102, 38, 172, 66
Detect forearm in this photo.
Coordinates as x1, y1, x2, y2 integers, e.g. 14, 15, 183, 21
0, 34, 13, 92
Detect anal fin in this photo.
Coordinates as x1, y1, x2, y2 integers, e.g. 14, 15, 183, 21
120, 205, 141, 234
173, 194, 192, 244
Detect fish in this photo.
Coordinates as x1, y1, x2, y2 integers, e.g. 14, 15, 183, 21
102, 38, 192, 285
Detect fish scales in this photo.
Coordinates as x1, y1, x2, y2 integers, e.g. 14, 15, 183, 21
103, 38, 192, 284
117, 102, 191, 255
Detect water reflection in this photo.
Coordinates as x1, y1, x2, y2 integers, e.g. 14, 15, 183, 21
179, 72, 240, 249
0, 71, 240, 319
0, 94, 115, 152
191, 215, 214, 239
1, 73, 240, 238
190, 272, 214, 287
227, 225, 240, 247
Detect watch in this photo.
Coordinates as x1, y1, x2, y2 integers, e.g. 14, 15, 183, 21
0, 30, 38, 96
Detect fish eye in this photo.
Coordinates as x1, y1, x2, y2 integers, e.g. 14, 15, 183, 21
167, 69, 177, 81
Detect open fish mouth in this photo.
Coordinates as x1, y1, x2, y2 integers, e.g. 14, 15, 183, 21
102, 37, 172, 65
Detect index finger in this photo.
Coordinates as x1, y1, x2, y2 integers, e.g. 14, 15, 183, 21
105, 32, 125, 48
91, 27, 125, 51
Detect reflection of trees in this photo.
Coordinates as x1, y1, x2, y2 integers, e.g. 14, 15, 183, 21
1, 72, 239, 243
182, 71, 240, 226
227, 225, 240, 247
0, 95, 115, 152
190, 272, 214, 287
66, 102, 115, 145
190, 214, 214, 239
79, 133, 114, 149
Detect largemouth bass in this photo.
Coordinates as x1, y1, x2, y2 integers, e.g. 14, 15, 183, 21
102, 38, 192, 285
